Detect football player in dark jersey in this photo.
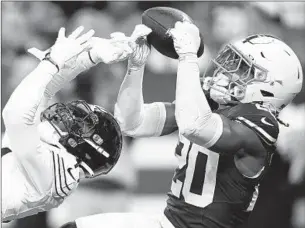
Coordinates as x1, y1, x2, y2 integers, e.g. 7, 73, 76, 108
59, 22, 303, 228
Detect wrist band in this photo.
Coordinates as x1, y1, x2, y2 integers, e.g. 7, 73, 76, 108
42, 52, 59, 72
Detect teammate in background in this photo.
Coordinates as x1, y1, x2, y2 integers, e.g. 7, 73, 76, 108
59, 21, 303, 228
1, 25, 135, 222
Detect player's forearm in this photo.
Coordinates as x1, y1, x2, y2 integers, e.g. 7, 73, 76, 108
44, 51, 96, 99
3, 61, 58, 126
114, 65, 167, 137
175, 55, 223, 147
114, 65, 146, 132
71, 51, 97, 74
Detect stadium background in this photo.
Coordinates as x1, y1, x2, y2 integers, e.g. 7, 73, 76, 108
1, 1, 305, 228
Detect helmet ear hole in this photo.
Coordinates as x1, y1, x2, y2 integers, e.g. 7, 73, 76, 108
260, 90, 274, 97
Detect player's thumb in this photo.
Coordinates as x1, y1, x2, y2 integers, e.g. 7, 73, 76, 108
131, 24, 152, 41
28, 48, 49, 60
167, 28, 178, 39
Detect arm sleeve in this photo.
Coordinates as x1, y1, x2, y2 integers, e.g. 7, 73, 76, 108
175, 55, 223, 148
2, 61, 61, 194
114, 65, 170, 137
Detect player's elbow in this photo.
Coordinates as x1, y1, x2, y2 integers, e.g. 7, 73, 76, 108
114, 103, 143, 134
177, 116, 203, 141
2, 102, 33, 127
2, 104, 18, 127
115, 103, 165, 138
118, 117, 151, 138
175, 110, 211, 137
178, 113, 223, 147
178, 121, 202, 141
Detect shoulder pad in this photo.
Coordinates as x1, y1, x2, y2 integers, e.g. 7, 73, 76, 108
219, 103, 279, 146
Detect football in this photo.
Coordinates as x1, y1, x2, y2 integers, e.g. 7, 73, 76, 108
142, 7, 204, 59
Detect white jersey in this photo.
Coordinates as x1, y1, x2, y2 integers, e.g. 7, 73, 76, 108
1, 143, 80, 222
1, 60, 92, 222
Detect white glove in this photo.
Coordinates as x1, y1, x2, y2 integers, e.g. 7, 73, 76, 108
85, 25, 151, 67
28, 27, 97, 99
47, 26, 95, 69
88, 34, 133, 64
128, 24, 152, 70
169, 21, 200, 58
29, 35, 131, 66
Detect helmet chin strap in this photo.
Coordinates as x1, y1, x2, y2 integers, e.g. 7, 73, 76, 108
78, 161, 94, 178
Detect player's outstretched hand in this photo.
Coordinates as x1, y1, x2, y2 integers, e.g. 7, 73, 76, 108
168, 21, 200, 58
49, 26, 95, 69
128, 24, 152, 70
88, 33, 133, 64
88, 25, 151, 66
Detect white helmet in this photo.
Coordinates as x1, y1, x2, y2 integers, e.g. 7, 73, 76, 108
203, 34, 303, 112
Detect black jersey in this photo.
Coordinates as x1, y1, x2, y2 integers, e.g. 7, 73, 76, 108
164, 103, 279, 228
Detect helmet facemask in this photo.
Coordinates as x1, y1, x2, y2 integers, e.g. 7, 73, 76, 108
203, 44, 268, 105
40, 100, 122, 178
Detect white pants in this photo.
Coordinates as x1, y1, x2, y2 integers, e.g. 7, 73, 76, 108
76, 212, 175, 228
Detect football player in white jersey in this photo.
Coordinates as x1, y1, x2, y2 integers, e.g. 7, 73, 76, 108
60, 21, 303, 228
1, 25, 135, 223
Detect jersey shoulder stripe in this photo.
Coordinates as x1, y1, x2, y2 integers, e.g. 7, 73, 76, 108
56, 153, 68, 197
61, 158, 72, 191
51, 151, 65, 199
51, 150, 79, 199
236, 116, 276, 145
220, 103, 279, 145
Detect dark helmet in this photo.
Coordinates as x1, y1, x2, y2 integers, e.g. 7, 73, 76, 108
40, 100, 123, 178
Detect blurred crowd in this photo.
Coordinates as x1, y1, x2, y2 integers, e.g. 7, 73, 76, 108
1, 1, 305, 228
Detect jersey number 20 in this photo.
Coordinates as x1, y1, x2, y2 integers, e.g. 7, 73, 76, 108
171, 136, 219, 208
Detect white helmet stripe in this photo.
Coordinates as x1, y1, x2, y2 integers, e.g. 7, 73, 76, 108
84, 138, 110, 158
